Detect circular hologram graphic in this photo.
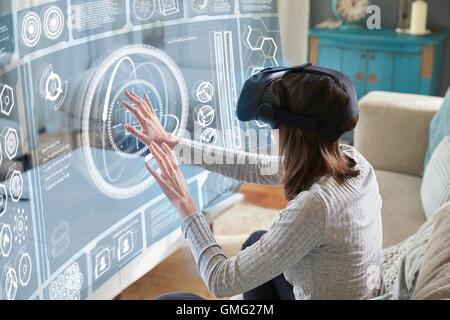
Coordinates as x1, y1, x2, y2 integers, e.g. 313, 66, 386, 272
21, 12, 42, 47
43, 6, 64, 40
107, 79, 163, 158
132, 0, 156, 21
2, 267, 18, 300
195, 105, 215, 127
18, 252, 32, 286
81, 44, 188, 199
200, 128, 217, 145
193, 81, 214, 103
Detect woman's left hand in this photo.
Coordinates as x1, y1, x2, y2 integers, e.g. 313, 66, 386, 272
146, 141, 198, 219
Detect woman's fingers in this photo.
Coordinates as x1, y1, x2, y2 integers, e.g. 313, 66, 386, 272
125, 91, 152, 119
162, 143, 178, 168
145, 162, 164, 184
122, 101, 145, 123
124, 124, 146, 142
144, 93, 158, 117
150, 142, 171, 177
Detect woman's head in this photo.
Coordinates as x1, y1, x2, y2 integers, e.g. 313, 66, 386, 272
274, 71, 360, 200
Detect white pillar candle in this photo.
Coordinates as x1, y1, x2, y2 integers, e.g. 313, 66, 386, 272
409, 0, 428, 34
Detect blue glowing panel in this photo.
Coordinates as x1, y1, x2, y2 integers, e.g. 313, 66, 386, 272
0, 0, 281, 300
129, 0, 185, 25
0, 14, 14, 66
17, 0, 69, 58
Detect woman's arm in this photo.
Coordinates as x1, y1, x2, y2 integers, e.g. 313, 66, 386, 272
139, 129, 325, 298
182, 192, 325, 298
122, 91, 281, 186
174, 138, 281, 185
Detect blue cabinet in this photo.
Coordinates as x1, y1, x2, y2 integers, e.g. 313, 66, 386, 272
309, 28, 448, 98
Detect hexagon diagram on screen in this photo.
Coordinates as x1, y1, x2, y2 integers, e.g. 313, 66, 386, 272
2, 127, 19, 160
1, 224, 12, 258
243, 25, 279, 77
0, 84, 15, 116
8, 171, 23, 202
39, 64, 68, 111
17, 252, 32, 287
81, 44, 188, 199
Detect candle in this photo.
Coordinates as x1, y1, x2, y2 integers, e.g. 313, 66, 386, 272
409, 0, 428, 35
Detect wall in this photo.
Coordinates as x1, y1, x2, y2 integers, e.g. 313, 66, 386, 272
278, 0, 310, 65
309, 0, 450, 96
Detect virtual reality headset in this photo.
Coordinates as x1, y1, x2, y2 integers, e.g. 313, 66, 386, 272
236, 63, 359, 142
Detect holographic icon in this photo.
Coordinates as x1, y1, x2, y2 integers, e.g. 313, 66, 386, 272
94, 248, 110, 279
0, 224, 12, 257
132, 0, 156, 21
200, 128, 217, 145
196, 105, 215, 127
2, 127, 19, 160
40, 65, 68, 111
21, 11, 42, 47
159, 0, 180, 15
18, 252, 32, 286
194, 81, 214, 103
0, 84, 14, 116
43, 6, 65, 40
9, 171, 23, 203
2, 267, 18, 300
13, 208, 28, 245
216, 175, 235, 196
191, 0, 209, 13
118, 231, 134, 261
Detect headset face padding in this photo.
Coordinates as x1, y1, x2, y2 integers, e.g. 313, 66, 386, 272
236, 63, 360, 142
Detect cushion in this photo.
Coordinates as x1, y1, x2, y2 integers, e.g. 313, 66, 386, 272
375, 170, 426, 248
425, 87, 450, 168
390, 218, 434, 299
421, 136, 450, 219
411, 203, 450, 300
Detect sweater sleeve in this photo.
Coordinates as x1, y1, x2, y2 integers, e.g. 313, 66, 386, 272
181, 192, 326, 298
172, 138, 281, 185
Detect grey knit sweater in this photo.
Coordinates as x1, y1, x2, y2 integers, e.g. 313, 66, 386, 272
174, 138, 384, 300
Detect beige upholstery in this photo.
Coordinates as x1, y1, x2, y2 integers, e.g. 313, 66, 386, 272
354, 91, 443, 247
375, 170, 426, 248
411, 203, 450, 300
355, 91, 443, 177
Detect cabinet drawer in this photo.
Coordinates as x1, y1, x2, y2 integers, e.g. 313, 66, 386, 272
341, 48, 367, 99
367, 52, 394, 92
392, 53, 422, 94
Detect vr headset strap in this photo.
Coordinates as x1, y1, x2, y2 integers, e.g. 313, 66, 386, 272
275, 109, 317, 132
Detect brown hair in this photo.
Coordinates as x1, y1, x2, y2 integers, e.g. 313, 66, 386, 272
277, 72, 360, 200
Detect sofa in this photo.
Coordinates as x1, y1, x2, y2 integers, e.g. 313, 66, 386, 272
354, 91, 443, 248
355, 90, 450, 299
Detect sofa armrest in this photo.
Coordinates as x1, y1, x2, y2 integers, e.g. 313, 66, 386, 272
354, 91, 443, 177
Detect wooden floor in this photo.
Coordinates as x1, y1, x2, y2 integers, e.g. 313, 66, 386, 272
239, 184, 288, 210
118, 184, 287, 300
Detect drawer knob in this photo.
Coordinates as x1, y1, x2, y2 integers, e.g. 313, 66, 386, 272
356, 72, 364, 81
369, 73, 378, 83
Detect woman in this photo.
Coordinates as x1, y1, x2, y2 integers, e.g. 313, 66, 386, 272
121, 68, 384, 300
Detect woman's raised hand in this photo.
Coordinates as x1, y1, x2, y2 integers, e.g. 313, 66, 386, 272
146, 141, 198, 219
121, 91, 179, 148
